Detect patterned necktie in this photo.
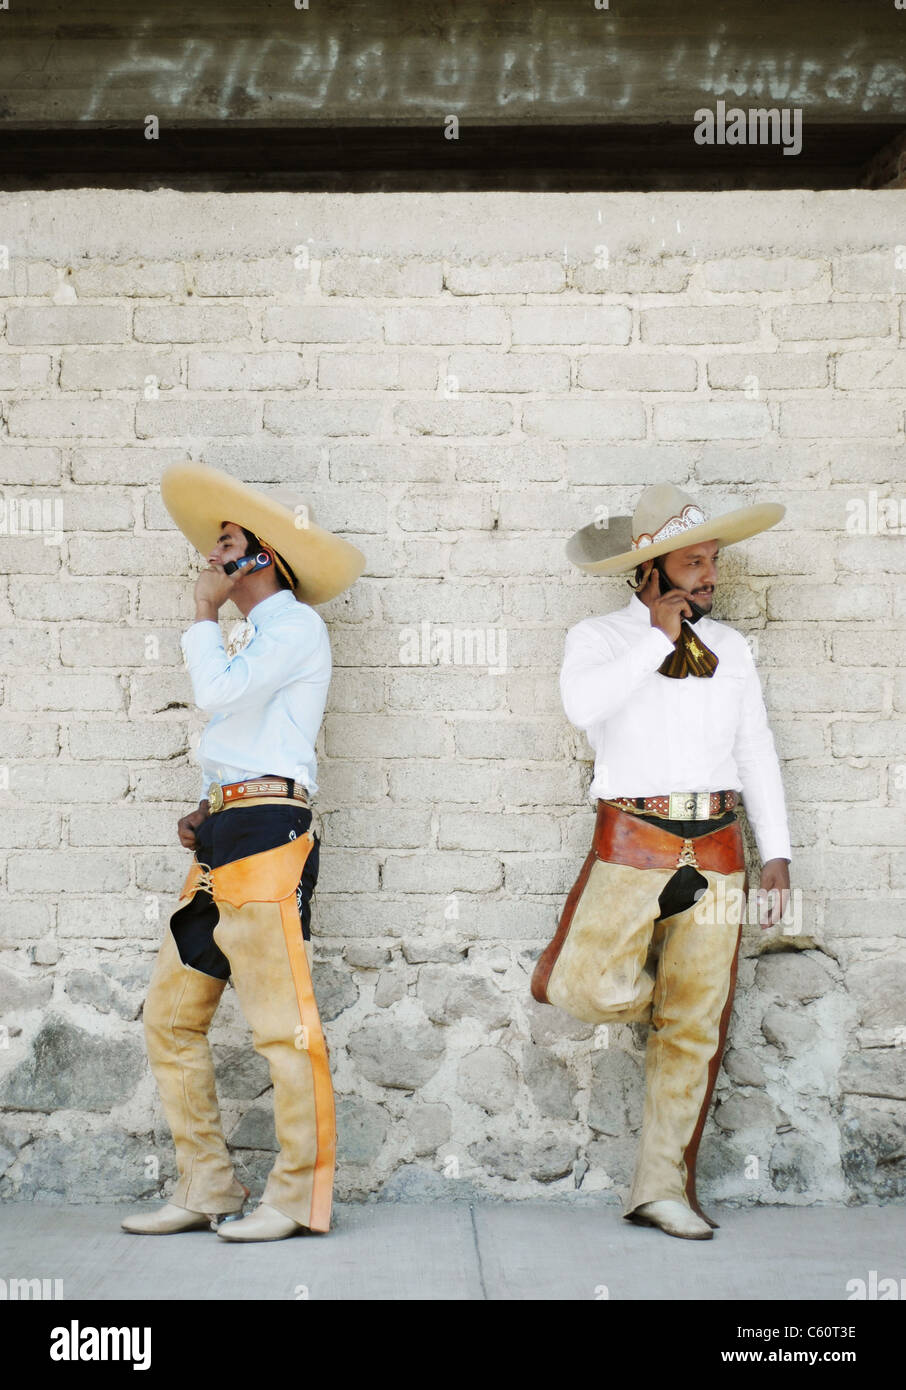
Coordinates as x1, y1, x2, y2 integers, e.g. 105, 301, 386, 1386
658, 621, 719, 678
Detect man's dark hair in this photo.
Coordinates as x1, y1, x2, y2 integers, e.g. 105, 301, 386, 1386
239, 526, 298, 592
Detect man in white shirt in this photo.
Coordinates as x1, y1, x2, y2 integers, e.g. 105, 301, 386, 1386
532, 484, 792, 1241
121, 464, 364, 1243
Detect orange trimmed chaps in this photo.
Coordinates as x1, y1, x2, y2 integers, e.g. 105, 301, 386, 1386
142, 832, 335, 1232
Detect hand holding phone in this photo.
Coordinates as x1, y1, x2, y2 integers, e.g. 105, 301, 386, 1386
653, 556, 708, 624
640, 561, 702, 642
223, 551, 272, 577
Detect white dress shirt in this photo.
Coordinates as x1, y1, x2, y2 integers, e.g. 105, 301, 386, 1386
560, 592, 791, 863
180, 589, 331, 802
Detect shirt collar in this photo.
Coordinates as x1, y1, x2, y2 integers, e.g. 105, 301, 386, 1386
247, 589, 297, 629
627, 592, 650, 621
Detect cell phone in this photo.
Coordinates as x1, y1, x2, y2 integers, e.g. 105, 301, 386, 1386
653, 555, 707, 625
223, 551, 272, 577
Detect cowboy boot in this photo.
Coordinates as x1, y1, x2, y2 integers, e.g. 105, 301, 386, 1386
136, 922, 248, 1222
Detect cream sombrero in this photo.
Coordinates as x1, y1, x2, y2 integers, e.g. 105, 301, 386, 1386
160, 463, 365, 605
566, 483, 784, 576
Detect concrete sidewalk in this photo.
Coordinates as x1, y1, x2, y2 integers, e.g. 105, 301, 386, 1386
1, 1202, 903, 1301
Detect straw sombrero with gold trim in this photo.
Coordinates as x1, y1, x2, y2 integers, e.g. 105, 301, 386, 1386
566, 483, 784, 576
160, 463, 365, 605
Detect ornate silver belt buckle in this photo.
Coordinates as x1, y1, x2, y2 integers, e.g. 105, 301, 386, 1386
668, 790, 711, 820
208, 782, 224, 812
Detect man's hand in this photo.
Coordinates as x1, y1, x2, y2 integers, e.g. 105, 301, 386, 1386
193, 565, 243, 621
637, 562, 694, 642
757, 857, 791, 929
178, 799, 210, 850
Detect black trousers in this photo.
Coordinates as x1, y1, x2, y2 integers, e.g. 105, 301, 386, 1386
168, 804, 320, 980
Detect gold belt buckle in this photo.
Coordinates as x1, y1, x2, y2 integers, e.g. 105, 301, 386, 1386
668, 790, 711, 820
208, 781, 224, 812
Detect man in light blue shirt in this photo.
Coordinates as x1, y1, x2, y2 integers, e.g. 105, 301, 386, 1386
122, 464, 364, 1243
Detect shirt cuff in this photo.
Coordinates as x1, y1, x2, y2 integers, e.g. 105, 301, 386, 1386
753, 827, 792, 864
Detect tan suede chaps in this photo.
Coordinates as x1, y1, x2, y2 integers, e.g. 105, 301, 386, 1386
142, 813, 335, 1232
532, 800, 748, 1228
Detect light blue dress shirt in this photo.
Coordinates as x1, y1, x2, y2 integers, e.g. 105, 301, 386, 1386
180, 589, 331, 802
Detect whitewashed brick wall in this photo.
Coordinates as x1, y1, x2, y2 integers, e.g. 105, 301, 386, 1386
0, 190, 903, 1209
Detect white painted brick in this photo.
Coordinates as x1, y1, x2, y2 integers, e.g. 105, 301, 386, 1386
10, 763, 129, 801
570, 258, 692, 294
71, 447, 187, 484
381, 581, 502, 624
0, 721, 60, 759
567, 442, 690, 486
832, 628, 906, 665
129, 671, 195, 715
69, 806, 176, 846
263, 306, 382, 342
445, 260, 564, 295
451, 718, 562, 760
767, 671, 884, 713
578, 353, 697, 391
832, 252, 906, 294
187, 351, 307, 390
68, 535, 186, 577
322, 809, 431, 848
317, 352, 437, 391
826, 442, 906, 483
60, 626, 181, 667
773, 303, 889, 340
511, 306, 631, 345
701, 256, 826, 292
201, 442, 323, 482
395, 490, 494, 531
394, 401, 512, 437
324, 714, 449, 759
829, 808, 904, 847
60, 348, 180, 391
0, 626, 55, 665
322, 257, 443, 296
133, 305, 250, 342
707, 353, 829, 390
386, 306, 508, 345
5, 306, 128, 344
10, 672, 123, 712
523, 400, 645, 439
785, 764, 879, 803
135, 398, 259, 438
0, 447, 62, 485
0, 539, 60, 574
653, 401, 770, 439
1, 261, 59, 296
767, 584, 889, 621
779, 400, 899, 438
387, 670, 504, 712
0, 808, 61, 847
189, 257, 297, 296
7, 399, 133, 438
449, 537, 569, 578
11, 578, 129, 622
641, 307, 758, 344
0, 898, 54, 942
385, 761, 495, 805
71, 260, 187, 297
264, 399, 382, 436
455, 442, 561, 483
8, 851, 131, 893
0, 354, 53, 388
381, 853, 502, 893
837, 536, 906, 574
439, 811, 558, 852
57, 488, 135, 533
834, 351, 906, 390
769, 718, 826, 760
330, 442, 453, 484
445, 351, 569, 392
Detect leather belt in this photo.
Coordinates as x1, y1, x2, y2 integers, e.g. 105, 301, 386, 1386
594, 799, 745, 873
605, 790, 738, 821
207, 777, 309, 813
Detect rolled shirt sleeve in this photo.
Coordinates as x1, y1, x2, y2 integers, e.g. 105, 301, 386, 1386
732, 645, 792, 863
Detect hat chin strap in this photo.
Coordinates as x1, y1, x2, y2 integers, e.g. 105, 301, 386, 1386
257, 539, 296, 590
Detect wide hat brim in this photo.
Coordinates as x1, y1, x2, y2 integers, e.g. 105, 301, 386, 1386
566, 502, 785, 575
160, 464, 366, 605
